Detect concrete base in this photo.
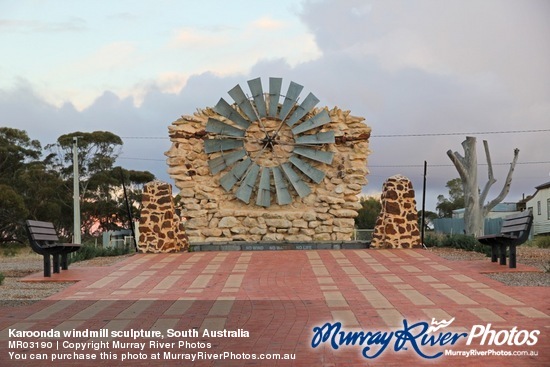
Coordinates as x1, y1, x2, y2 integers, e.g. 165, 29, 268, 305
189, 240, 370, 252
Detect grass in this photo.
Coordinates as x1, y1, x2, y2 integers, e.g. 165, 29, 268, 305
1, 240, 133, 264
0, 242, 31, 257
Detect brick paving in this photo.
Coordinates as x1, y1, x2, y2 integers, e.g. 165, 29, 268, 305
1, 249, 549, 366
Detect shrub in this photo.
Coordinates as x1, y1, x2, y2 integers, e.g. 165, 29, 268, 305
533, 235, 550, 249
0, 272, 4, 285
423, 232, 446, 247
442, 234, 478, 250
426, 233, 491, 256
68, 243, 132, 264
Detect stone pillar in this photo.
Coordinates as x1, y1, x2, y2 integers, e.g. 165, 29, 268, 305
371, 175, 421, 248
138, 181, 189, 253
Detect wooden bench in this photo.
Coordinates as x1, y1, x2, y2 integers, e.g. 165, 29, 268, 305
25, 220, 82, 277
476, 209, 533, 268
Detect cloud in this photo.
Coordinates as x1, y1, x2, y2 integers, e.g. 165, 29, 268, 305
0, 17, 86, 33
169, 28, 230, 49
2, 0, 549, 211
251, 17, 285, 31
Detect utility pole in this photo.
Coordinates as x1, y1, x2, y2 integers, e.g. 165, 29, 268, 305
421, 161, 427, 249
73, 137, 81, 244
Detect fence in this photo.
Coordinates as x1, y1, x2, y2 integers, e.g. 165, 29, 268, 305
432, 218, 503, 236
353, 229, 374, 241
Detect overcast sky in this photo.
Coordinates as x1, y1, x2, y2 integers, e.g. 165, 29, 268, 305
1, 0, 549, 211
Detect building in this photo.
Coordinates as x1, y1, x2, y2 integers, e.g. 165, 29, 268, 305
451, 202, 520, 219
525, 181, 550, 235
434, 203, 521, 236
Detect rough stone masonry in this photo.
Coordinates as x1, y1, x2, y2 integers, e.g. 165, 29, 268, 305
371, 175, 421, 248
138, 180, 189, 252
165, 107, 371, 243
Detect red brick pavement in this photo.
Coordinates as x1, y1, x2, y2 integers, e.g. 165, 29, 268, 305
1, 249, 549, 366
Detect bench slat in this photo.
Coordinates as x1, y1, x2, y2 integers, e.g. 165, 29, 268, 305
26, 219, 56, 227
502, 216, 531, 226
500, 211, 531, 221
32, 234, 61, 242
501, 223, 529, 234
28, 227, 58, 236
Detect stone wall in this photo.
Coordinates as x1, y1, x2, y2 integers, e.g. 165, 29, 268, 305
371, 175, 421, 248
138, 181, 189, 252
165, 107, 371, 243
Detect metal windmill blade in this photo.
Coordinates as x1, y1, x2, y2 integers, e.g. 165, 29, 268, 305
228, 84, 257, 122
213, 98, 251, 129
268, 77, 282, 118
248, 77, 267, 118
281, 163, 311, 198
220, 157, 252, 191
292, 109, 331, 135
204, 139, 244, 154
206, 118, 245, 137
289, 155, 326, 184
256, 167, 271, 207
294, 131, 335, 145
293, 147, 334, 164
279, 81, 304, 122
285, 92, 320, 127
235, 163, 260, 204
208, 149, 247, 174
272, 166, 292, 205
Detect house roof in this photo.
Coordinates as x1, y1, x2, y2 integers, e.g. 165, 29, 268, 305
535, 181, 550, 190
524, 181, 550, 205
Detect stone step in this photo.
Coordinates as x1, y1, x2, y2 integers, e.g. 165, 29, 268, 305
189, 241, 370, 252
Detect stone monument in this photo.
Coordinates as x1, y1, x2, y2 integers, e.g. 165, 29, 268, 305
370, 175, 421, 248
165, 77, 371, 243
138, 180, 189, 252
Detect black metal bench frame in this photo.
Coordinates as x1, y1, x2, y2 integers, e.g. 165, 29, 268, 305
476, 209, 533, 268
25, 220, 82, 277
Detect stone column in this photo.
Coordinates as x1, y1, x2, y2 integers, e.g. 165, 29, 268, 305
138, 181, 189, 253
371, 175, 421, 248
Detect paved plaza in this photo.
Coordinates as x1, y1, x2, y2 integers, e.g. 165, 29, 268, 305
1, 248, 549, 366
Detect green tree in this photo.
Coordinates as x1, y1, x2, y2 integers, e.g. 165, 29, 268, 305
0, 128, 47, 242
436, 178, 465, 218
17, 162, 71, 231
355, 196, 381, 229
46, 132, 154, 236
0, 185, 28, 242
0, 127, 41, 186
45, 131, 123, 197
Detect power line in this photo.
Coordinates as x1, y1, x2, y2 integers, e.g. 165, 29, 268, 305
120, 128, 550, 140
117, 155, 550, 167
370, 161, 550, 168
118, 157, 166, 161
371, 128, 550, 138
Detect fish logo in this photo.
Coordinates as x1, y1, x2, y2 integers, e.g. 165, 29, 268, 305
427, 317, 455, 333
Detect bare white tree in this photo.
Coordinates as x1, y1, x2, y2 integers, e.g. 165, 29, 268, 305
447, 136, 520, 236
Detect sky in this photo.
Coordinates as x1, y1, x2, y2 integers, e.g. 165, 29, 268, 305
1, 0, 549, 212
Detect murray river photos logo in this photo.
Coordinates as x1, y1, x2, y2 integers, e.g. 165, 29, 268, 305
311, 317, 540, 359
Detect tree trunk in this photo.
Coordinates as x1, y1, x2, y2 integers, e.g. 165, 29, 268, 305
447, 137, 519, 237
